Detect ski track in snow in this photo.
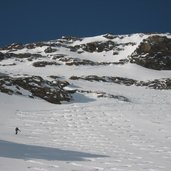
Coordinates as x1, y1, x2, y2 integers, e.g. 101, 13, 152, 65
11, 101, 171, 171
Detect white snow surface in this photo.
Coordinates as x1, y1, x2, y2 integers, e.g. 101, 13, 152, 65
0, 33, 171, 171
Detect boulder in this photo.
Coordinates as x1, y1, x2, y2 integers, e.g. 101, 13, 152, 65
130, 35, 171, 70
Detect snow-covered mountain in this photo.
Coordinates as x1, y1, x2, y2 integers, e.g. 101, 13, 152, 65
0, 33, 171, 171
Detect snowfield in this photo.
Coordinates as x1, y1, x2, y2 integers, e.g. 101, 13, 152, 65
0, 33, 171, 171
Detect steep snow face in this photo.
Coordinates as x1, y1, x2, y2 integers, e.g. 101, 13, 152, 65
0, 33, 171, 171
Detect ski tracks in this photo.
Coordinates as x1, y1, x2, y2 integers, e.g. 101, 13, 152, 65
16, 103, 171, 171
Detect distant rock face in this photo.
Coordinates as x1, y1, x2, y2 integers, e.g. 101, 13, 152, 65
69, 41, 118, 53
0, 52, 43, 61
83, 41, 117, 52
0, 75, 71, 104
130, 35, 171, 70
0, 43, 24, 50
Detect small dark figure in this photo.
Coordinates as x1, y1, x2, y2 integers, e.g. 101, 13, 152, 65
15, 127, 21, 135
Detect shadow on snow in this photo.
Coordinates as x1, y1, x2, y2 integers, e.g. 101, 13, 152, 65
0, 140, 108, 161
71, 92, 96, 103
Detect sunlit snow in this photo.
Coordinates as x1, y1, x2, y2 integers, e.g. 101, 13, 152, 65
0, 33, 171, 171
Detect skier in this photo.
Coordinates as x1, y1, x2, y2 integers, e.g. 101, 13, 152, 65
15, 127, 21, 134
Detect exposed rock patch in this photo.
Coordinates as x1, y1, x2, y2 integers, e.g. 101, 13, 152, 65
103, 33, 117, 39
59, 57, 128, 66
0, 75, 71, 104
69, 41, 117, 53
32, 61, 61, 67
70, 75, 171, 90
44, 47, 58, 53
0, 52, 42, 61
68, 40, 136, 55
130, 35, 171, 70
0, 43, 24, 50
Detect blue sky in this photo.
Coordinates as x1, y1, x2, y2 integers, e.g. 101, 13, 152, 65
0, 0, 170, 46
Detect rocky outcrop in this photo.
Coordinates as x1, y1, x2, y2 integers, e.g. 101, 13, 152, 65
130, 35, 171, 70
59, 57, 96, 66
59, 36, 83, 44
32, 61, 61, 67
103, 33, 117, 39
0, 52, 42, 61
44, 47, 57, 53
0, 41, 60, 51
26, 42, 50, 49
0, 52, 5, 60
59, 57, 128, 66
0, 43, 24, 50
70, 75, 171, 90
0, 75, 71, 104
69, 41, 117, 53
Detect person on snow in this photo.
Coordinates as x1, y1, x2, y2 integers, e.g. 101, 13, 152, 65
15, 127, 21, 134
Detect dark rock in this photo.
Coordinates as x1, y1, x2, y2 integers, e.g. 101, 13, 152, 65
69, 45, 80, 52
32, 61, 61, 67
130, 35, 171, 70
68, 42, 105, 53
32, 54, 43, 57
44, 47, 57, 53
58, 57, 95, 66
0, 75, 72, 104
35, 42, 49, 47
113, 51, 119, 55
0, 52, 14, 60
70, 75, 171, 90
81, 41, 117, 53
0, 52, 5, 60
70, 76, 79, 80
26, 43, 36, 49
118, 59, 129, 64
4, 43, 24, 50
1, 63, 16, 66
59, 57, 127, 66
51, 54, 66, 60
14, 53, 32, 58
82, 43, 96, 52
0, 87, 13, 95
0, 52, 33, 60
103, 33, 117, 39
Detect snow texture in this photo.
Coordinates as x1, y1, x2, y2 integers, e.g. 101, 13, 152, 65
0, 33, 171, 171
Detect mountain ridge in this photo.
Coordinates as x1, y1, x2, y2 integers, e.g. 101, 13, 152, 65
0, 33, 170, 103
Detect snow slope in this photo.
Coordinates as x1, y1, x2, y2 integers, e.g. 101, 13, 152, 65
0, 33, 171, 171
